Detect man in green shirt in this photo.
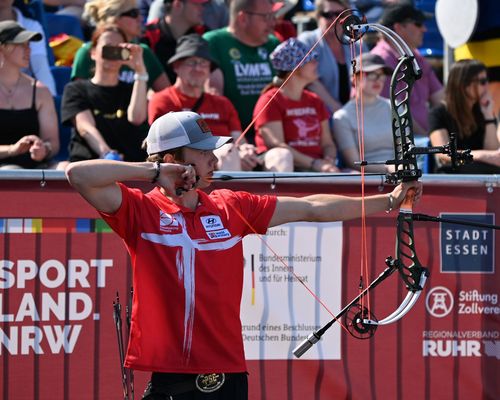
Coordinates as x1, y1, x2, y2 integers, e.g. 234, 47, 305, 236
203, 0, 279, 144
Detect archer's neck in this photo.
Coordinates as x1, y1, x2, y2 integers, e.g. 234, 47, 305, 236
161, 186, 199, 211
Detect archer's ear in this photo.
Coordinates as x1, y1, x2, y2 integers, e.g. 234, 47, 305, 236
163, 153, 176, 163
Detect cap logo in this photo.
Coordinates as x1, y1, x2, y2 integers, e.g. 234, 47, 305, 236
196, 118, 211, 134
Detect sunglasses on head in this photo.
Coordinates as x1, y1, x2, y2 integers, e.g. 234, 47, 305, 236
320, 11, 342, 19
120, 8, 140, 18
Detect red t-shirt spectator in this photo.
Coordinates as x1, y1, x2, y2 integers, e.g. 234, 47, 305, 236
253, 87, 330, 158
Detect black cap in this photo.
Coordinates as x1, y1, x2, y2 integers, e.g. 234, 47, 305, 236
379, 4, 430, 28
0, 20, 42, 45
168, 34, 217, 70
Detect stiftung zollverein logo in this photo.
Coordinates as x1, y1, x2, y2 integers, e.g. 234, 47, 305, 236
422, 286, 500, 358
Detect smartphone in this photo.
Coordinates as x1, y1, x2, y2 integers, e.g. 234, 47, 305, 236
102, 45, 130, 61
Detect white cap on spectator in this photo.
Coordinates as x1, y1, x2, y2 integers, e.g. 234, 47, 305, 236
145, 111, 232, 155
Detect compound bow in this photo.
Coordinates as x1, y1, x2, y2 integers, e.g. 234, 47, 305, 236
294, 9, 473, 357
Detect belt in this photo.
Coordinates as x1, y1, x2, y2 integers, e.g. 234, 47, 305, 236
149, 372, 229, 396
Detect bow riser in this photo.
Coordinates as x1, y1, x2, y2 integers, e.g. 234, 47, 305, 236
389, 57, 422, 183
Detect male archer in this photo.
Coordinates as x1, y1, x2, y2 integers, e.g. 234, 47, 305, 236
65, 111, 422, 399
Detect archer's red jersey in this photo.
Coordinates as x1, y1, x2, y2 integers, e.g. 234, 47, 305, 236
100, 184, 276, 373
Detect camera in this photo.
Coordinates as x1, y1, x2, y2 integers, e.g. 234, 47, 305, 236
102, 45, 131, 61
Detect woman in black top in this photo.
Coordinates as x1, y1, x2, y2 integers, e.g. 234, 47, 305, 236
0, 20, 59, 168
62, 24, 148, 162
428, 59, 500, 173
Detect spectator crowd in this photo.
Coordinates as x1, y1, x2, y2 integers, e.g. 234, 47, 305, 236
0, 0, 499, 173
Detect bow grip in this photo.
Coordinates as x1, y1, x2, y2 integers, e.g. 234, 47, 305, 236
400, 187, 415, 212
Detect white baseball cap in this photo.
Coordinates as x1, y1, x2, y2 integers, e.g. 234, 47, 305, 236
145, 111, 232, 155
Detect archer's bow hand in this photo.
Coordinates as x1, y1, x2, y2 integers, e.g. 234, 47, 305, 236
391, 181, 423, 208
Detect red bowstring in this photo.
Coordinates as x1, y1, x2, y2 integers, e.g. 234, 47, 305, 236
351, 38, 371, 314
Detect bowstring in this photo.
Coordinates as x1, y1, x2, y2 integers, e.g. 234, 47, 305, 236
351, 38, 371, 316
228, 13, 354, 333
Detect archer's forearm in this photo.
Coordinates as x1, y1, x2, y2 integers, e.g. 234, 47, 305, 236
305, 193, 391, 221
66, 160, 157, 189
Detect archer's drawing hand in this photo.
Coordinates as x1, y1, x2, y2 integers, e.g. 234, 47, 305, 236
157, 163, 196, 197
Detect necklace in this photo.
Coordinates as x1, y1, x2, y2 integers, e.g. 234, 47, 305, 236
0, 75, 22, 109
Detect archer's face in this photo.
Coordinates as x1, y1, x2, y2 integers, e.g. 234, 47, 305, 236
182, 147, 219, 189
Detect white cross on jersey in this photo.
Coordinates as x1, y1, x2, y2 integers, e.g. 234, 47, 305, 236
141, 212, 242, 362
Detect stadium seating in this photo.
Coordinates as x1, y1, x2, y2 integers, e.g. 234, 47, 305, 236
50, 65, 72, 96
49, 65, 72, 161
415, 0, 444, 57
45, 13, 84, 41
52, 94, 71, 162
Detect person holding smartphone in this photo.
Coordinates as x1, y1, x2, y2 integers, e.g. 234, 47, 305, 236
61, 24, 149, 164
71, 0, 169, 92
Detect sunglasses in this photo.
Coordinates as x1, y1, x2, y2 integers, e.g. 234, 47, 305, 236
183, 59, 211, 68
365, 71, 386, 81
120, 8, 141, 18
403, 19, 424, 28
244, 10, 275, 22
474, 77, 489, 85
320, 11, 342, 19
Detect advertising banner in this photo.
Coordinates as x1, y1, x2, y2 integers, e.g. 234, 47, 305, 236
0, 178, 498, 399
